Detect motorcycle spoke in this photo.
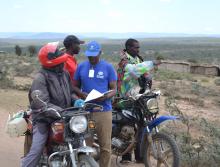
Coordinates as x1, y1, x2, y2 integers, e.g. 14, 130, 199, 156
162, 148, 173, 159
156, 161, 162, 167
162, 159, 170, 167
78, 163, 87, 167
149, 139, 174, 167
155, 141, 163, 157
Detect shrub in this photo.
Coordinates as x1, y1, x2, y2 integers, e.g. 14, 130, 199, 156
201, 78, 209, 83
28, 45, 37, 57
187, 58, 198, 63
15, 45, 22, 56
14, 64, 35, 77
0, 65, 14, 89
154, 69, 194, 81
164, 95, 220, 167
214, 78, 220, 86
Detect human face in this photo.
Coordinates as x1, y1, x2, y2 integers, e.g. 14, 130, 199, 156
127, 42, 140, 57
88, 55, 100, 65
71, 43, 80, 55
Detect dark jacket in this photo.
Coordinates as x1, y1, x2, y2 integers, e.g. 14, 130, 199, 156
29, 68, 75, 121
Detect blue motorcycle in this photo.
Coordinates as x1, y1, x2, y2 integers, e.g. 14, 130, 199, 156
111, 90, 180, 167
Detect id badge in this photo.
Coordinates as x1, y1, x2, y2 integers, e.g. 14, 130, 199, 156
89, 69, 94, 78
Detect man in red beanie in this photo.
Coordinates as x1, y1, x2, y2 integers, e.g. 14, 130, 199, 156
63, 35, 84, 83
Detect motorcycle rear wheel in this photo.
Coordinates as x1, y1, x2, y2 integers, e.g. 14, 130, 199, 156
144, 132, 180, 167
77, 154, 99, 167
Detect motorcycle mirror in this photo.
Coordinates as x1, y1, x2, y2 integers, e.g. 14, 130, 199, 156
31, 90, 47, 107
31, 90, 42, 100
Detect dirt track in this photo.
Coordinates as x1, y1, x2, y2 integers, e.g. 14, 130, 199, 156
1, 85, 220, 167
0, 89, 143, 167
0, 89, 27, 167
0, 108, 24, 167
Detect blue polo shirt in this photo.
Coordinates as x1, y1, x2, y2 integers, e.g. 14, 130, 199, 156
74, 60, 117, 111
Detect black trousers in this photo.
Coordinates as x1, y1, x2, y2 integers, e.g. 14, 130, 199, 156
122, 128, 143, 161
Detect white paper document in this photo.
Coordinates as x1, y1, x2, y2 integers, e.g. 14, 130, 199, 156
84, 89, 113, 102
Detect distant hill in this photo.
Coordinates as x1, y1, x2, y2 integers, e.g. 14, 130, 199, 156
19, 32, 69, 39
1, 32, 220, 39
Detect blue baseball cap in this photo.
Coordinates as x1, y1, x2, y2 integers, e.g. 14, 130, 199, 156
85, 41, 101, 57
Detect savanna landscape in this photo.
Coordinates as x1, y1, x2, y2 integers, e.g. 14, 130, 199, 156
0, 37, 220, 167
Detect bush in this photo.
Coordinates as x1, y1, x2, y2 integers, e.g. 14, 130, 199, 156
154, 69, 194, 81
15, 45, 22, 56
0, 65, 14, 89
187, 58, 198, 63
164, 95, 220, 167
214, 78, 220, 86
191, 82, 218, 97
201, 78, 209, 82
14, 64, 35, 77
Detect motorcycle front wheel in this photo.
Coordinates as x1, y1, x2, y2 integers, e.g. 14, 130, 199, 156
77, 154, 99, 167
144, 132, 180, 167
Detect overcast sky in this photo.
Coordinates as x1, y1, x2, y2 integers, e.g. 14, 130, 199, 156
0, 0, 219, 34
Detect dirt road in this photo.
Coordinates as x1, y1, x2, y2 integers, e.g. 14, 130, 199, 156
0, 89, 27, 167
0, 89, 144, 167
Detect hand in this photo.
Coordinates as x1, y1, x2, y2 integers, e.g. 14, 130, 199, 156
95, 94, 108, 102
80, 92, 88, 100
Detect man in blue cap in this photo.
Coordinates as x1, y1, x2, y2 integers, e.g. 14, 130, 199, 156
73, 41, 117, 167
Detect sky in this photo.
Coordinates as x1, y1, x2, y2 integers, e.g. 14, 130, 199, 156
0, 0, 220, 34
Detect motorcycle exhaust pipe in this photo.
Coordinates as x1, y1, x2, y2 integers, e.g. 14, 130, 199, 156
48, 150, 70, 167
92, 142, 100, 148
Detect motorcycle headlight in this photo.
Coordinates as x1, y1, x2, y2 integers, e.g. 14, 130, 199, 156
146, 98, 158, 114
69, 116, 87, 133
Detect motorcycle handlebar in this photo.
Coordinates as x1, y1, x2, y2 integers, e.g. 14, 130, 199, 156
115, 91, 160, 102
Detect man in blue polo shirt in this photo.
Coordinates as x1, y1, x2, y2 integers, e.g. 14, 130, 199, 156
73, 41, 117, 167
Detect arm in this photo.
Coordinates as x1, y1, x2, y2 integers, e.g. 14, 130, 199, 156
71, 64, 88, 100
106, 63, 117, 99
95, 80, 117, 102
29, 73, 62, 111
72, 80, 88, 100
96, 63, 117, 101
105, 81, 117, 99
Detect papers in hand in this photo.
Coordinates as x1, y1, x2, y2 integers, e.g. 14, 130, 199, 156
84, 89, 113, 102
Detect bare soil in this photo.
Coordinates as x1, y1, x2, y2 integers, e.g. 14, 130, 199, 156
0, 89, 143, 167
0, 78, 219, 167
0, 89, 28, 167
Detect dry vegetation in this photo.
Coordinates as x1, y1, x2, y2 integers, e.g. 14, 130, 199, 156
0, 44, 220, 166
154, 70, 220, 167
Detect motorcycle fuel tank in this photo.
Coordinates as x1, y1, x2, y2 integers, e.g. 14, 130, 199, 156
122, 110, 138, 121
